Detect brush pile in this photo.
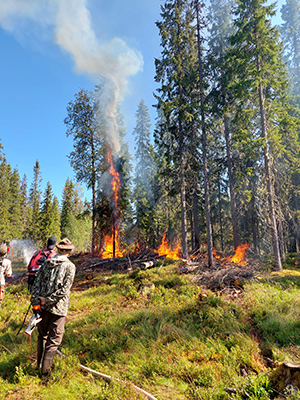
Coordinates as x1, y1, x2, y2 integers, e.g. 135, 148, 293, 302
178, 249, 260, 293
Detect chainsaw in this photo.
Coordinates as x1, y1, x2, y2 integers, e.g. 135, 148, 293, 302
25, 303, 42, 336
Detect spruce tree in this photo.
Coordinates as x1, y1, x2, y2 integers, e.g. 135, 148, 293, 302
229, 0, 296, 270
61, 178, 91, 252
0, 146, 11, 241
51, 196, 61, 242
28, 160, 42, 244
280, 0, 300, 104
39, 182, 58, 246
20, 174, 30, 238
155, 0, 199, 258
133, 99, 156, 242
9, 168, 23, 240
207, 0, 240, 250
194, 0, 214, 266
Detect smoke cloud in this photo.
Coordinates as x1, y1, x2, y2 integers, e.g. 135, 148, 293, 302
0, 0, 143, 154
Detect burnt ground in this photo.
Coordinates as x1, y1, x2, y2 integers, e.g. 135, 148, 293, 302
7, 249, 261, 295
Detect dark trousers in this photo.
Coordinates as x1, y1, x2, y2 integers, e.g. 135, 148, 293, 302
38, 309, 66, 353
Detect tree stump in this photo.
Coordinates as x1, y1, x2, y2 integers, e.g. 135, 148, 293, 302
270, 362, 300, 393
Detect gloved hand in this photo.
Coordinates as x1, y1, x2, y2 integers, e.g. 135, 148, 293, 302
32, 303, 42, 317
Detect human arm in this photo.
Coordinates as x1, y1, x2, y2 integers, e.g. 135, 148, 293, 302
30, 266, 42, 305
43, 263, 75, 307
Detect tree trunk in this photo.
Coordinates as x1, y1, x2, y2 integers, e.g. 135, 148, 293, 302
92, 183, 97, 255
195, 0, 214, 266
251, 194, 259, 253
258, 80, 282, 271
218, 181, 224, 252
193, 190, 200, 250
179, 119, 188, 259
190, 210, 195, 250
277, 218, 286, 262
223, 104, 240, 249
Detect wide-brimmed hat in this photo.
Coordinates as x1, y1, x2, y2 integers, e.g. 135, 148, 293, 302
56, 238, 74, 251
0, 243, 7, 257
47, 236, 57, 250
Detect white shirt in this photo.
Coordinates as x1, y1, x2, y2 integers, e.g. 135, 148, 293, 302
0, 258, 12, 286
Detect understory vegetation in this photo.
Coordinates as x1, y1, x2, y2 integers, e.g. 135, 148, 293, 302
1, 255, 300, 399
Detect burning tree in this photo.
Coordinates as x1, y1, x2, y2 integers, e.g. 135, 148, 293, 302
65, 87, 131, 255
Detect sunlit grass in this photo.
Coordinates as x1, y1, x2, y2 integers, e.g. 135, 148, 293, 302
1, 260, 300, 399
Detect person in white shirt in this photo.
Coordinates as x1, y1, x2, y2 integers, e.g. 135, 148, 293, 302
0, 243, 12, 307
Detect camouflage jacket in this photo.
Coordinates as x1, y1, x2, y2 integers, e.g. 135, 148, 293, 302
30, 254, 76, 316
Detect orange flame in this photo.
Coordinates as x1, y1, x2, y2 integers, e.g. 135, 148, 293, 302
101, 148, 122, 258
156, 233, 180, 260
229, 243, 249, 266
213, 248, 221, 259
102, 232, 123, 258
108, 150, 120, 205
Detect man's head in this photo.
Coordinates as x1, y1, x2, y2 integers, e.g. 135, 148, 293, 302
56, 238, 74, 255
47, 236, 57, 250
0, 243, 7, 257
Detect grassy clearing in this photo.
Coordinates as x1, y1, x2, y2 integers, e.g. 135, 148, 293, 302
1, 256, 300, 399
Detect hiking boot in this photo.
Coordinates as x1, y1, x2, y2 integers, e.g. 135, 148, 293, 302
41, 351, 56, 376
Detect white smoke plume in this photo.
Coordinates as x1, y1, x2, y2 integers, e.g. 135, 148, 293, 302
10, 239, 38, 265
0, 0, 143, 154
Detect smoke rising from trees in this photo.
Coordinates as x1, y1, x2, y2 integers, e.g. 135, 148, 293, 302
0, 0, 144, 154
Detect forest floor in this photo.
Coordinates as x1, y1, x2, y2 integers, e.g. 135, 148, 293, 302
2, 251, 300, 399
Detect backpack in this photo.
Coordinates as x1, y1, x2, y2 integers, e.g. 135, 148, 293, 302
27, 249, 55, 276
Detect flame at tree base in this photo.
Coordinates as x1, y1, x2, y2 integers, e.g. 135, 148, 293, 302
229, 243, 249, 266
101, 233, 123, 258
156, 233, 180, 260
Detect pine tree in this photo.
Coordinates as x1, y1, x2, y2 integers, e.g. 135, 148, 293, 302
65, 89, 102, 254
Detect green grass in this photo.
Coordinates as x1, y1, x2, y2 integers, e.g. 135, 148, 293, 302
2, 259, 300, 399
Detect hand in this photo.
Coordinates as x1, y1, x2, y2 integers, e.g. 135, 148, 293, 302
38, 297, 46, 305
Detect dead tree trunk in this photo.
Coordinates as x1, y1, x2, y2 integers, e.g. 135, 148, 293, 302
258, 78, 282, 271
223, 104, 240, 249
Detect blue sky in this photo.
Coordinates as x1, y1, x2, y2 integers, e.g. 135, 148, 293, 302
0, 0, 161, 202
0, 0, 284, 204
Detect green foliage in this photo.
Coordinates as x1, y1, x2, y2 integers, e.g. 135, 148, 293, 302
39, 182, 61, 246
240, 373, 273, 399
28, 160, 42, 245
6, 261, 300, 399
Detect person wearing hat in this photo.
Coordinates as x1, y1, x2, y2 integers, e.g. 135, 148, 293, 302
30, 238, 76, 377
27, 236, 57, 292
0, 243, 12, 308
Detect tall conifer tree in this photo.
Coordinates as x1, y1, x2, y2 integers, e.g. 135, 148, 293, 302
9, 168, 23, 240
280, 0, 300, 104
28, 160, 42, 244
155, 0, 198, 258
229, 0, 296, 270
133, 99, 155, 241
